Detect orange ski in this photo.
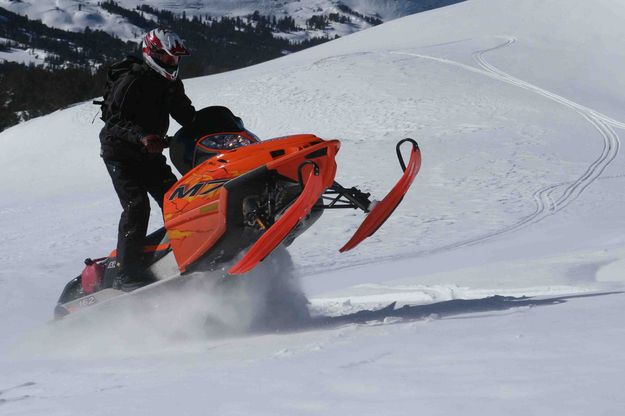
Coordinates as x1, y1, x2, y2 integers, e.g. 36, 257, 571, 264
340, 139, 421, 252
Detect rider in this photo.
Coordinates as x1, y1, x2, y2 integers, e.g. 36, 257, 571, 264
99, 28, 196, 291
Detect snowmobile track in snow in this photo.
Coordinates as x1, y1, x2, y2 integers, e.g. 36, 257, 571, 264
388, 37, 624, 254
0, 382, 36, 406
473, 37, 621, 212
305, 38, 625, 275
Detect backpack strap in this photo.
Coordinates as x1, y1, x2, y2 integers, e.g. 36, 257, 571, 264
96, 56, 145, 122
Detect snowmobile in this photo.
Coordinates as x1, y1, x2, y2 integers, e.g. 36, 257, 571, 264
54, 106, 421, 319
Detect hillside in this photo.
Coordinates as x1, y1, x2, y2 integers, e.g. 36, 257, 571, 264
0, 0, 461, 132
0, 0, 457, 42
1, 0, 624, 414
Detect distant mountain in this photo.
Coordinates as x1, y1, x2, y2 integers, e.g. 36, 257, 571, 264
0, 0, 464, 132
0, 0, 457, 43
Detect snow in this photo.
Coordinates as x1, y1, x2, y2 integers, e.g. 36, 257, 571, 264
0, 45, 48, 65
0, 0, 144, 41
0, 0, 424, 43
2, 0, 625, 414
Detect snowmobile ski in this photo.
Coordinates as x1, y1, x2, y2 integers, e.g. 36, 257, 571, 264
340, 139, 421, 252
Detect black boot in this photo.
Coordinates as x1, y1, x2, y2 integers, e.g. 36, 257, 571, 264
113, 272, 152, 292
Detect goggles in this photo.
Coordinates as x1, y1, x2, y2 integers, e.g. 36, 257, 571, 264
152, 50, 180, 66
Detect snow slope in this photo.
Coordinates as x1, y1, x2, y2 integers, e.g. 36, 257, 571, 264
0, 37, 48, 65
2, 0, 625, 414
0, 0, 433, 42
0, 0, 145, 40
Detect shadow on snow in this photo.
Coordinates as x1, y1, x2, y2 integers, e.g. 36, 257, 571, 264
267, 291, 624, 333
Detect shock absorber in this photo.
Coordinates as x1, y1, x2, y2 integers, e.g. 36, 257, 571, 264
242, 196, 267, 229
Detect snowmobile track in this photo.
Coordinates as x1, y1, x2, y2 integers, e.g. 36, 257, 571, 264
304, 39, 625, 275
472, 37, 621, 212
388, 37, 624, 253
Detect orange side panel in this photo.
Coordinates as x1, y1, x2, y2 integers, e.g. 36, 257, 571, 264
165, 189, 229, 272
162, 135, 341, 273
108, 244, 171, 258
267, 140, 339, 185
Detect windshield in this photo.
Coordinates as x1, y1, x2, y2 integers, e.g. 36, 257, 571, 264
198, 133, 255, 151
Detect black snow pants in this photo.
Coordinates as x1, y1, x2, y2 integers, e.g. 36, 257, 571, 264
104, 155, 177, 276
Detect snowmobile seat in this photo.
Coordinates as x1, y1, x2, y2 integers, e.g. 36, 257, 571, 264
170, 106, 248, 175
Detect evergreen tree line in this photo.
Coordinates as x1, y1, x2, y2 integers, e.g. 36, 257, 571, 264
0, 62, 108, 131
0, 7, 138, 68
336, 4, 384, 26
0, 2, 335, 133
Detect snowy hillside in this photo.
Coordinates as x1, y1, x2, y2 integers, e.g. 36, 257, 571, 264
0, 0, 446, 42
2, 0, 625, 414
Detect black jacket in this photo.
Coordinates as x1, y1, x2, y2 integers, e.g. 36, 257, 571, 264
99, 62, 196, 161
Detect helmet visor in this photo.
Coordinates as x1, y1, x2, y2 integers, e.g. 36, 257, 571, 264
152, 51, 180, 67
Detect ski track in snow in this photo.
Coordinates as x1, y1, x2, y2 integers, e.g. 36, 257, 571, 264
330, 37, 625, 262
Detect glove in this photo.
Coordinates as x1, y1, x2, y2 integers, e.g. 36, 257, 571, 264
139, 134, 166, 154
